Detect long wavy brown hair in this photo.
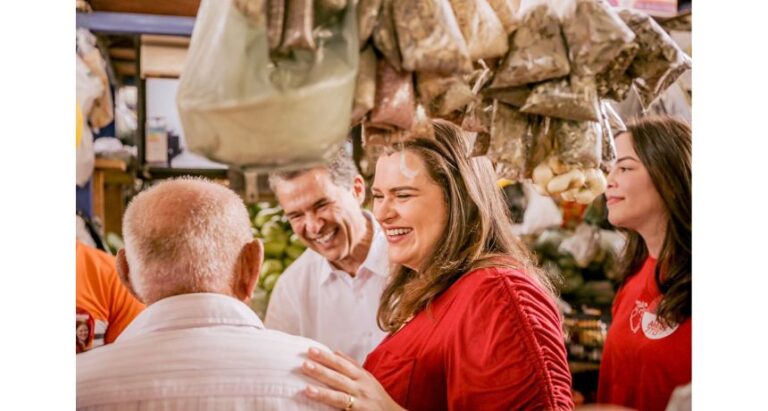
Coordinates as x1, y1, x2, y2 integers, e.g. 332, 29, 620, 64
376, 120, 554, 332
615, 116, 692, 325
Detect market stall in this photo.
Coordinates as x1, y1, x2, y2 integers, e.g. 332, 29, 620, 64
76, 0, 692, 406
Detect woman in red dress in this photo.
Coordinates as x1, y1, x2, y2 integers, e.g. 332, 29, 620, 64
300, 120, 573, 411
598, 116, 692, 411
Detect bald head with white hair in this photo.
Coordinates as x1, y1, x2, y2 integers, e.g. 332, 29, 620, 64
115, 178, 263, 305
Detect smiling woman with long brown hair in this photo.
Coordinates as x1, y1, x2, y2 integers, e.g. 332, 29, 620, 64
296, 120, 573, 411
598, 115, 692, 411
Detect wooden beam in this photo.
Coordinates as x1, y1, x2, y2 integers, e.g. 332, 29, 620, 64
108, 47, 136, 61
89, 0, 201, 17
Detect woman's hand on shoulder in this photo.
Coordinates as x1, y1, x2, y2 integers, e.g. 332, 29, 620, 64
302, 347, 406, 411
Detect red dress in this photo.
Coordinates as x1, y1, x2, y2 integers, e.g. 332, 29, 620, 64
598, 257, 692, 411
363, 266, 573, 411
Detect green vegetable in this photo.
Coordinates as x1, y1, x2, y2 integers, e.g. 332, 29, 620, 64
264, 241, 287, 258
285, 244, 306, 260
260, 259, 284, 279
255, 207, 282, 227
261, 272, 281, 293
289, 233, 305, 247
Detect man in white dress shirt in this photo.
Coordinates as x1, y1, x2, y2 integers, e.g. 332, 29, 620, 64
266, 147, 388, 364
76, 178, 333, 411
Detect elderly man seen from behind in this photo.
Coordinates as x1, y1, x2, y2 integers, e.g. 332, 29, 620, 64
76, 178, 333, 411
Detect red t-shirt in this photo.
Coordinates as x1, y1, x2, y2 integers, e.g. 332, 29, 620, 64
598, 257, 691, 411
363, 266, 574, 411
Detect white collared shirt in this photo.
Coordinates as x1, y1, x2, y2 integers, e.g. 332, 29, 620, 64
265, 212, 389, 364
77, 293, 334, 411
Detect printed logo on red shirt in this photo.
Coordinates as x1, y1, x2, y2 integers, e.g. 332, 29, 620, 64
629, 298, 680, 340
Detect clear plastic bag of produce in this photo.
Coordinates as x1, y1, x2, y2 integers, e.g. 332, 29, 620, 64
598, 101, 621, 167
392, 0, 472, 75
448, 0, 508, 60
526, 116, 552, 177
372, 0, 402, 70
280, 0, 316, 51
416, 72, 475, 117
487, 0, 521, 34
520, 75, 600, 122
552, 118, 602, 168
351, 46, 377, 125
482, 85, 531, 107
559, 223, 601, 269
234, 0, 266, 26
491, 0, 570, 88
369, 58, 416, 130
76, 54, 102, 187
561, 0, 635, 76
317, 0, 347, 14
619, 8, 692, 109
595, 41, 638, 101
487, 102, 532, 181
266, 0, 286, 50
357, 0, 383, 47
177, 0, 358, 168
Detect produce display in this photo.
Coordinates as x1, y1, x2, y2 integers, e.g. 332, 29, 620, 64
246, 201, 306, 315
342, 0, 690, 207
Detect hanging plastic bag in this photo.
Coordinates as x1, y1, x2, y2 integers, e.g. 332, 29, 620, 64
410, 104, 436, 139
552, 119, 602, 168
491, 1, 570, 88
596, 41, 638, 101
619, 8, 692, 109
416, 72, 475, 117
77, 29, 114, 131
482, 85, 531, 107
392, 0, 472, 76
318, 0, 347, 14
357, 0, 383, 47
280, 0, 316, 51
487, 0, 521, 34
449, 0, 508, 60
561, 0, 635, 76
76, 55, 102, 187
351, 46, 378, 125
369, 58, 416, 130
559, 223, 601, 268
266, 0, 286, 50
520, 76, 600, 122
234, 0, 266, 26
487, 102, 531, 181
598, 101, 620, 167
177, 0, 358, 168
372, 0, 402, 71
526, 116, 552, 178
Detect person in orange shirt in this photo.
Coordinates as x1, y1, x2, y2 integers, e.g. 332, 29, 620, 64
76, 240, 145, 353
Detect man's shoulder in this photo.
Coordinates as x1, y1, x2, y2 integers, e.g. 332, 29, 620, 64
77, 327, 330, 378
77, 329, 334, 409
278, 249, 327, 283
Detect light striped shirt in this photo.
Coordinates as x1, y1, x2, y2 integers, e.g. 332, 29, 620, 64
77, 293, 333, 411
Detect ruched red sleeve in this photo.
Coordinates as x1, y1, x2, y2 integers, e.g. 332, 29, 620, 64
443, 267, 573, 411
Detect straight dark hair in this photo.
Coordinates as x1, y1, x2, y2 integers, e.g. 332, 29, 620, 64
616, 116, 692, 325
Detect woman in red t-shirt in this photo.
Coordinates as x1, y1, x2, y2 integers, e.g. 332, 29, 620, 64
598, 116, 692, 411
298, 120, 573, 411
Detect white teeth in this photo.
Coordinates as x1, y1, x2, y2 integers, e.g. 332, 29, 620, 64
315, 230, 335, 244
386, 228, 412, 236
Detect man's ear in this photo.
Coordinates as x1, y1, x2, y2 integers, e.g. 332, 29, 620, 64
233, 239, 264, 303
115, 249, 144, 303
352, 174, 366, 206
